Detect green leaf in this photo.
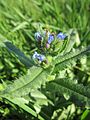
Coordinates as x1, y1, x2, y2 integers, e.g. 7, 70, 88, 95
0, 66, 47, 97
81, 110, 90, 120
4, 41, 33, 67
29, 90, 53, 114
0, 34, 33, 67
0, 66, 50, 119
11, 21, 29, 32
63, 30, 80, 53
5, 96, 44, 120
53, 46, 90, 71
46, 78, 90, 108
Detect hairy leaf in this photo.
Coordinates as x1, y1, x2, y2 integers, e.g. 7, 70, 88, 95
53, 46, 90, 71
0, 66, 47, 97
0, 66, 50, 119
46, 78, 90, 108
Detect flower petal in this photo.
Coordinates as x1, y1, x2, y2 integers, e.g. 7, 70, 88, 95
48, 35, 54, 44
57, 32, 66, 40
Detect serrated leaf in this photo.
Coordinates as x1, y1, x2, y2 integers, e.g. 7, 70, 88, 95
0, 66, 50, 120
0, 66, 47, 97
46, 78, 90, 108
53, 46, 90, 71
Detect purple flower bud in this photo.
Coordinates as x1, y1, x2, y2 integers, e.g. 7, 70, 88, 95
33, 51, 45, 63
57, 32, 66, 40
46, 43, 50, 49
35, 32, 43, 41
48, 35, 54, 44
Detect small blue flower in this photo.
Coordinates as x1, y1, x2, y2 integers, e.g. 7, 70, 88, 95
38, 55, 45, 62
48, 35, 54, 44
35, 32, 43, 41
33, 52, 39, 59
33, 52, 45, 62
57, 32, 66, 40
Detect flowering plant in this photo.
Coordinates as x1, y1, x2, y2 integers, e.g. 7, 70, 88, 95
0, 28, 90, 120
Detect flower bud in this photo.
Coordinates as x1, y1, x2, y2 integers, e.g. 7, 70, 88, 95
46, 43, 50, 49
57, 32, 66, 40
35, 32, 43, 41
48, 34, 54, 44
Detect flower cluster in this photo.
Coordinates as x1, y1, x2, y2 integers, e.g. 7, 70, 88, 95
35, 31, 66, 44
33, 30, 66, 63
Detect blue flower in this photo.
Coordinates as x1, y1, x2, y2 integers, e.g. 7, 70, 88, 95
48, 35, 54, 44
33, 52, 39, 59
33, 52, 45, 62
57, 32, 66, 40
35, 32, 43, 41
38, 55, 45, 62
